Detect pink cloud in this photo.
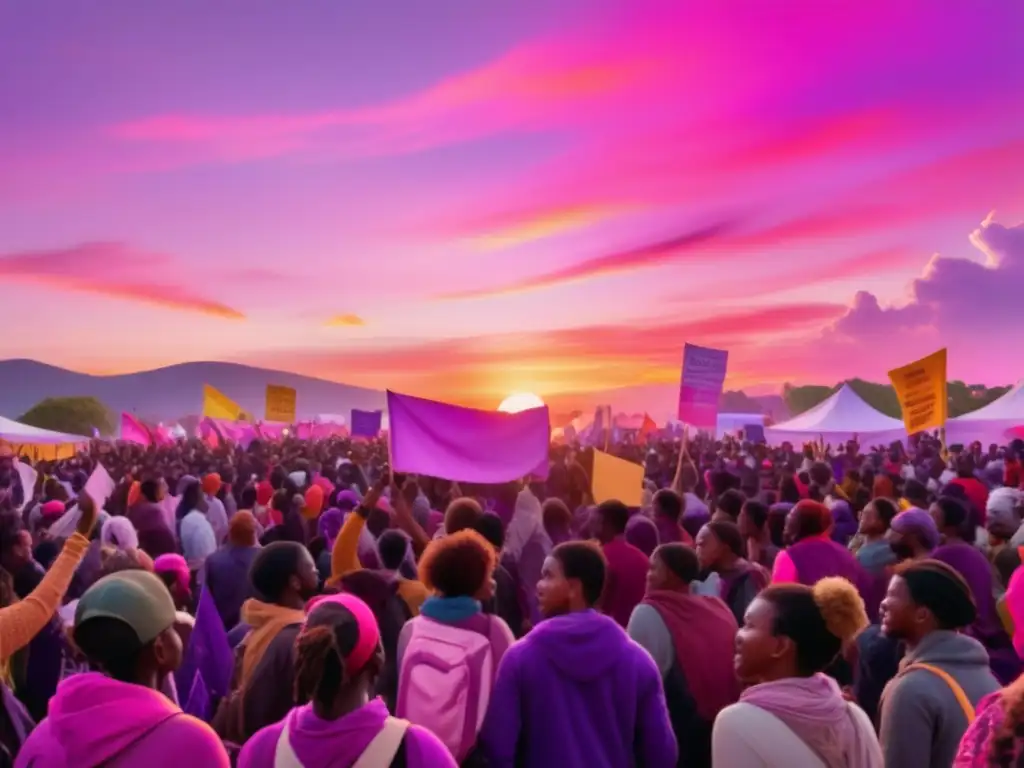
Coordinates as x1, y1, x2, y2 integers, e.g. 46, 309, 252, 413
107, 37, 667, 164
0, 243, 245, 319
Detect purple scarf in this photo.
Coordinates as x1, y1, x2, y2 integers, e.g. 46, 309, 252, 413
741, 675, 878, 768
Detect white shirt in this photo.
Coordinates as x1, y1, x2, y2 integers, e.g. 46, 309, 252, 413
180, 509, 217, 571
205, 494, 229, 544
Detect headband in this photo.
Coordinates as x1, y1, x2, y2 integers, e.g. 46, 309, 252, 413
305, 593, 380, 677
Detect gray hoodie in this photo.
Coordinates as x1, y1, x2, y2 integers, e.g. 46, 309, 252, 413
879, 630, 1000, 768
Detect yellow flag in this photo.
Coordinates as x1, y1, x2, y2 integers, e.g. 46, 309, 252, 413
202, 384, 247, 421
591, 449, 644, 507
888, 348, 948, 434
265, 385, 297, 423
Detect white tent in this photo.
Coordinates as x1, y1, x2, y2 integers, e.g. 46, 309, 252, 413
0, 415, 89, 460
764, 384, 906, 445
0, 415, 89, 444
946, 380, 1024, 446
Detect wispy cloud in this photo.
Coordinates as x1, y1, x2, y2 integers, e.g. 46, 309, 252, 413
440, 220, 741, 299
107, 38, 662, 164
324, 314, 366, 327
0, 243, 245, 319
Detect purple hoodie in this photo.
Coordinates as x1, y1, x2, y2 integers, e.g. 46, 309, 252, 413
238, 698, 455, 768
478, 610, 677, 767
15, 673, 229, 767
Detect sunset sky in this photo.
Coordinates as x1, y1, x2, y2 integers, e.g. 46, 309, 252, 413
2, 0, 1022, 414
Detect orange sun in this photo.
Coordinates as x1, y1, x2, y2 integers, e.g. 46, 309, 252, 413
497, 392, 546, 413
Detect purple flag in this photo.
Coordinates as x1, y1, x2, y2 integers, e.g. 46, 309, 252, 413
351, 409, 382, 438
175, 588, 233, 708
183, 671, 211, 722
677, 343, 729, 429
388, 390, 550, 483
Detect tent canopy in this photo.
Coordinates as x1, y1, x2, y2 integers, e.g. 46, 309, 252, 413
764, 384, 906, 445
0, 415, 89, 461
0, 415, 89, 444
946, 381, 1024, 446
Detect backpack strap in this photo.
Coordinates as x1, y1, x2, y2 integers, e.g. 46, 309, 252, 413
274, 719, 304, 768
903, 662, 976, 723
352, 717, 410, 768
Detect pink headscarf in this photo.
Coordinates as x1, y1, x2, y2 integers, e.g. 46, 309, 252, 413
741, 675, 881, 768
153, 553, 191, 594
1006, 564, 1024, 658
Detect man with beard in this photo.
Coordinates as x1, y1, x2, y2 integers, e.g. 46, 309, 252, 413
215, 541, 319, 742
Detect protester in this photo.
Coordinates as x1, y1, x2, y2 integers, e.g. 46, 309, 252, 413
712, 578, 880, 766
878, 559, 1000, 767
204, 511, 260, 630
856, 498, 899, 575
479, 541, 677, 767
628, 542, 739, 766
930, 496, 1021, 684
16, 570, 230, 766
177, 480, 216, 576
129, 479, 177, 558
592, 500, 649, 627
217, 541, 318, 742
472, 513, 527, 636
695, 520, 768, 625
238, 593, 455, 767
502, 488, 550, 626
773, 500, 867, 604
738, 499, 779, 570
396, 529, 514, 760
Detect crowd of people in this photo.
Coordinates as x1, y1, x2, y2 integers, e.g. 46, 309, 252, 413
0, 428, 1022, 766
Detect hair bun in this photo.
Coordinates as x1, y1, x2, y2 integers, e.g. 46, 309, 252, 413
811, 577, 868, 643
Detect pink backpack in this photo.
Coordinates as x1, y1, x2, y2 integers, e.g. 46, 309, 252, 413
396, 617, 494, 761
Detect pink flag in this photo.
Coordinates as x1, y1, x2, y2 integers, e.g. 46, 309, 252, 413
120, 412, 152, 447
257, 421, 287, 441
153, 424, 175, 446
388, 390, 550, 483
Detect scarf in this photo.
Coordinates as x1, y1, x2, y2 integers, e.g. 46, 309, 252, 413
420, 596, 481, 623
741, 674, 879, 768
238, 599, 306, 686
642, 590, 740, 721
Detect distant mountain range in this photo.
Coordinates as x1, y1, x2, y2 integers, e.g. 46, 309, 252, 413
0, 359, 1009, 427
0, 359, 387, 423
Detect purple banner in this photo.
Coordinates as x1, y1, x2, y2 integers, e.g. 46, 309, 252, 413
677, 343, 729, 429
388, 390, 550, 483
350, 409, 383, 438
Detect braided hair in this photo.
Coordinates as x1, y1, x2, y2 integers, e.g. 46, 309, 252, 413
293, 600, 383, 707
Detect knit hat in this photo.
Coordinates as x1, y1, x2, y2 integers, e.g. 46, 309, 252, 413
202, 473, 222, 496
74, 570, 177, 644
41, 500, 66, 520
101, 516, 139, 551
302, 485, 324, 520
988, 488, 1023, 537
900, 559, 977, 629
228, 511, 258, 547
890, 507, 940, 551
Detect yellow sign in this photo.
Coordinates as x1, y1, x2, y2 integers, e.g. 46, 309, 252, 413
591, 449, 644, 507
265, 385, 297, 423
202, 384, 248, 421
888, 348, 948, 434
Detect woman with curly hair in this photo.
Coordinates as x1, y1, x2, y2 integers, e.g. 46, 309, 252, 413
238, 593, 455, 767
712, 577, 881, 767
395, 529, 515, 763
